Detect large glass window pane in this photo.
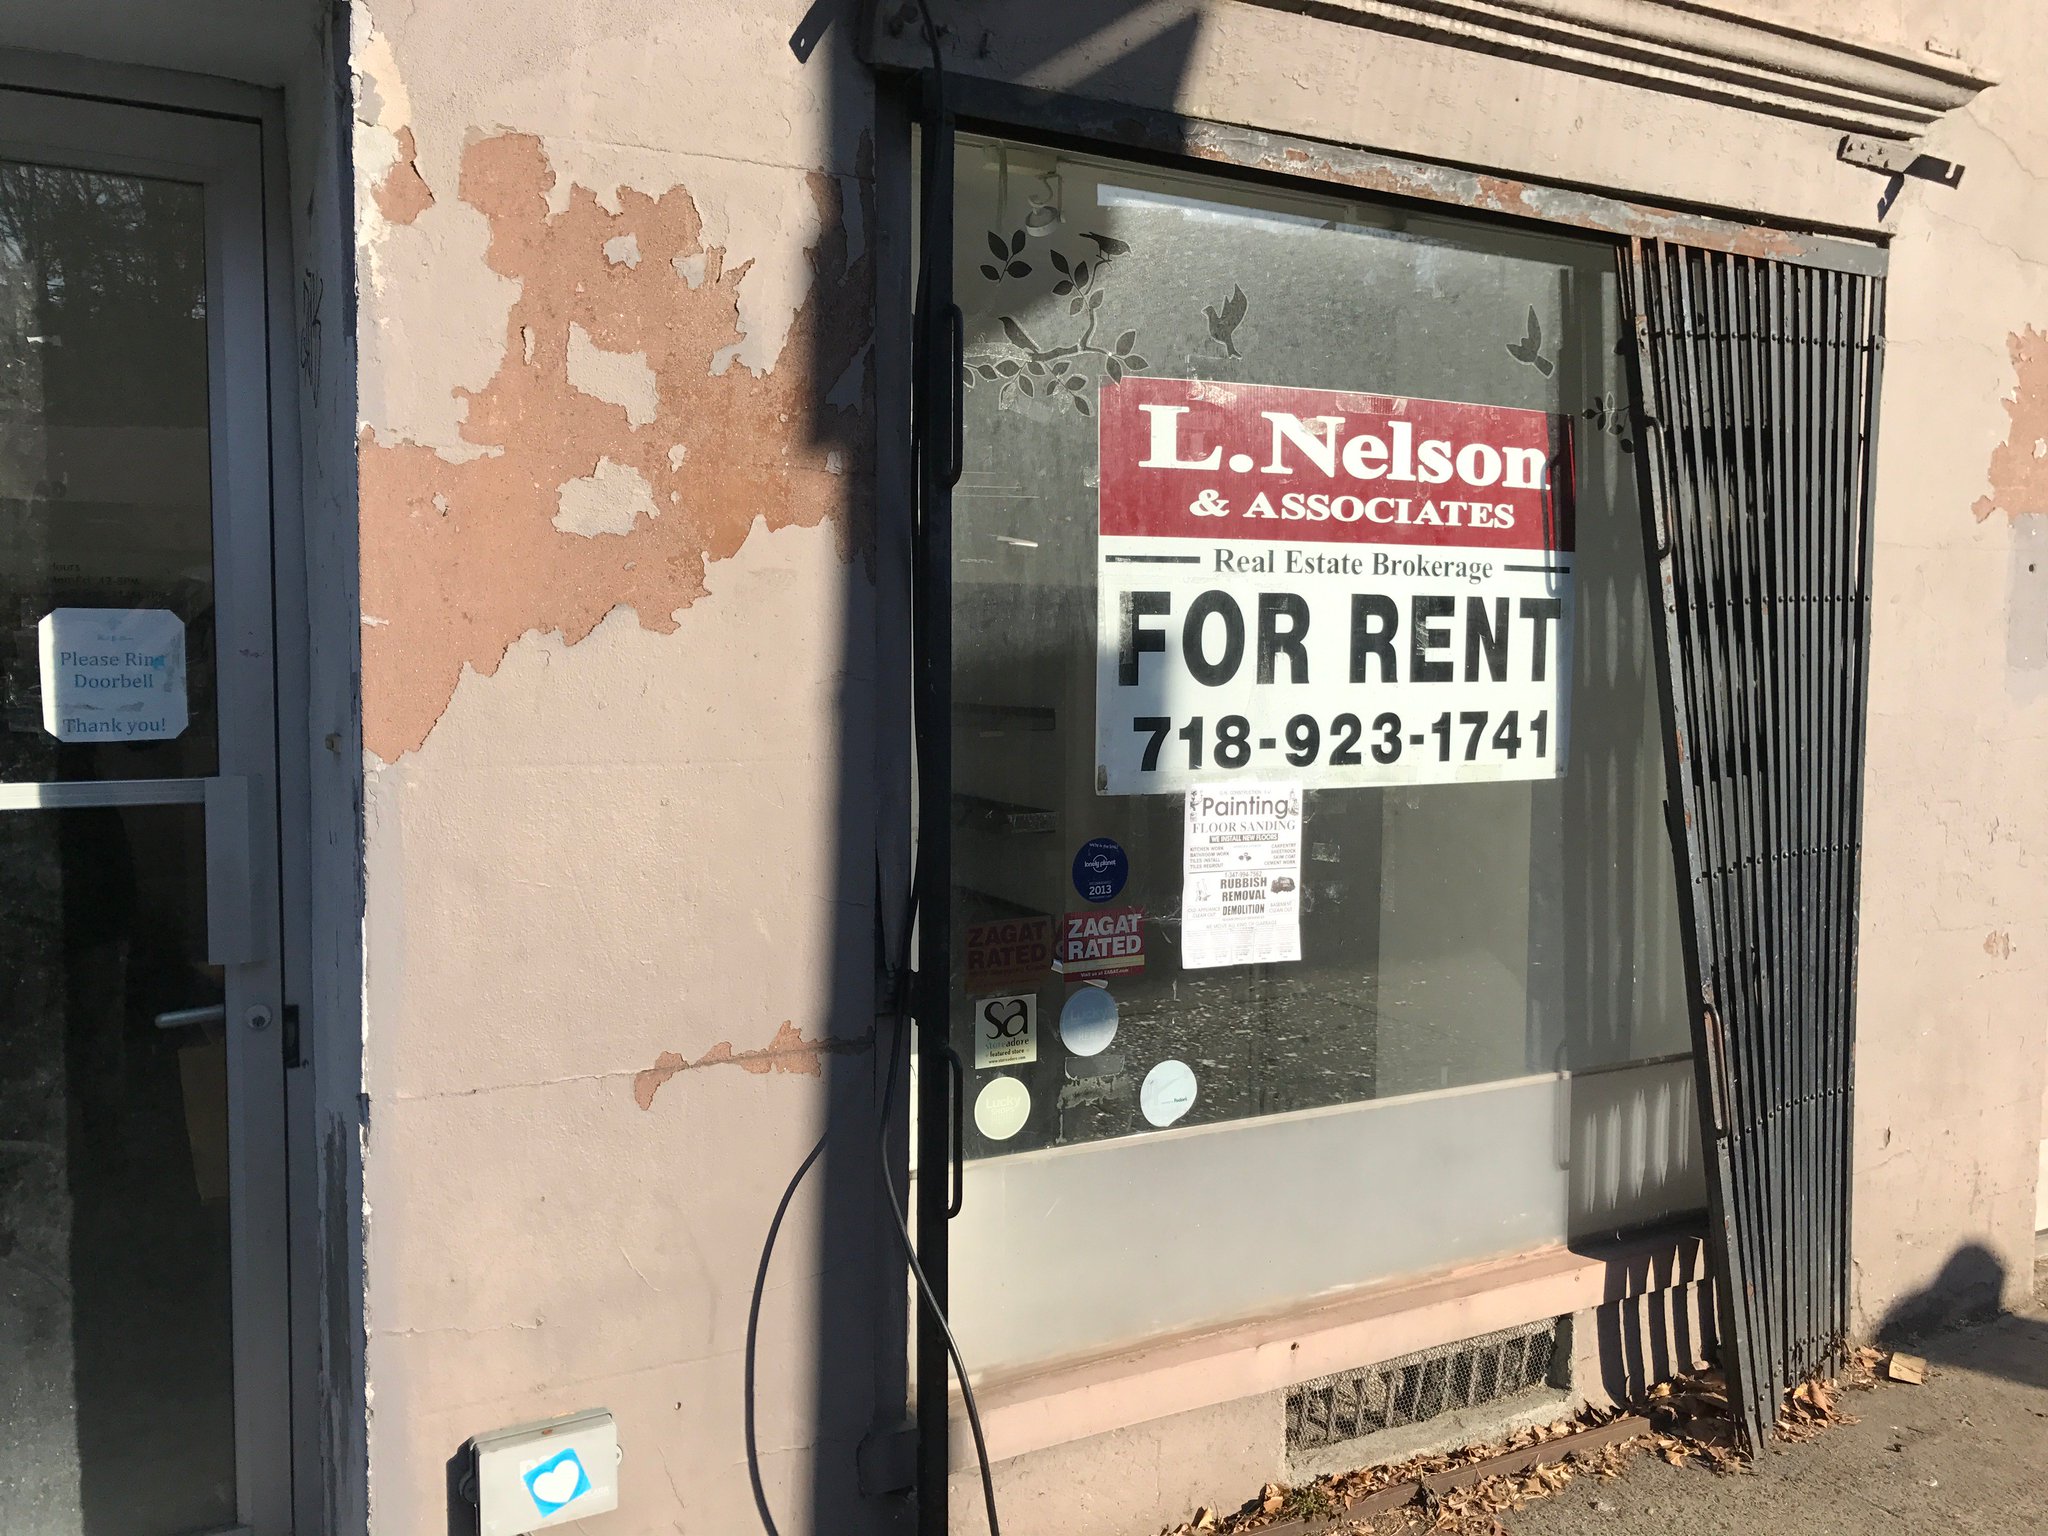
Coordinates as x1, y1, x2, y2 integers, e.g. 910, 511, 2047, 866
0, 806, 235, 1533
0, 164, 216, 784
0, 160, 233, 1536
943, 135, 1699, 1366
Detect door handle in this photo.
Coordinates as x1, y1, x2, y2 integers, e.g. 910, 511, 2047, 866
942, 1042, 966, 1219
154, 1003, 227, 1031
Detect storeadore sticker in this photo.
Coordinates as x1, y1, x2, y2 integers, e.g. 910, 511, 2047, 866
1095, 377, 1574, 794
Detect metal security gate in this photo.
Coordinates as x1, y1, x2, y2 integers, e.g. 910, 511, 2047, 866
1620, 238, 1885, 1451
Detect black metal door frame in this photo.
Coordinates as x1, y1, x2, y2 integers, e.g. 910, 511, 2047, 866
910, 60, 963, 1536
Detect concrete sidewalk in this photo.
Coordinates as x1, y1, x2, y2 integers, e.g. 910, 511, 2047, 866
1505, 1303, 2048, 1535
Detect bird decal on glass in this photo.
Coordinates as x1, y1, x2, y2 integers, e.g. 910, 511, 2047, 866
1505, 305, 1555, 376
1205, 284, 1249, 360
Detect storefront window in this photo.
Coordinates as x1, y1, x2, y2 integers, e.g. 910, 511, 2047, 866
943, 133, 1700, 1370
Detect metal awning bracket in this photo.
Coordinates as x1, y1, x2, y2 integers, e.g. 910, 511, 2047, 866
1838, 134, 1963, 217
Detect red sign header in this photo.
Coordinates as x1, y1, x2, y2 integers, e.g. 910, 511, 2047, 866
1099, 377, 1574, 553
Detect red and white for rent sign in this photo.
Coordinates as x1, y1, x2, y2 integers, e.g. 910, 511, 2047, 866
1095, 377, 1577, 794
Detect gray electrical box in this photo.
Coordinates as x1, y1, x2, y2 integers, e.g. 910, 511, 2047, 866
468, 1407, 620, 1535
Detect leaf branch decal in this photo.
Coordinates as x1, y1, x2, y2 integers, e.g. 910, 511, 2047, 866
979, 226, 1034, 282
965, 229, 1146, 418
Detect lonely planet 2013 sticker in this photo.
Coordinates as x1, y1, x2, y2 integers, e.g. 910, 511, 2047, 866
1071, 837, 1129, 904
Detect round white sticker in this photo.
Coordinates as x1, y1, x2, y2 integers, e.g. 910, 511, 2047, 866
1058, 986, 1120, 1057
1139, 1059, 1198, 1128
973, 1076, 1031, 1141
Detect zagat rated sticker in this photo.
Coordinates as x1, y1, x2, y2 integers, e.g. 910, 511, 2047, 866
1071, 837, 1129, 904
972, 993, 1037, 1069
963, 916, 1052, 993
1053, 906, 1144, 980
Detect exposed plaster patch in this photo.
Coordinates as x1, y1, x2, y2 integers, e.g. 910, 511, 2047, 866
604, 231, 642, 268
673, 252, 707, 289
373, 126, 435, 226
540, 136, 833, 374
565, 322, 659, 426
632, 1021, 831, 1109
1984, 929, 2012, 959
357, 194, 519, 454
356, 132, 871, 760
351, 28, 519, 457
1973, 327, 2048, 521
351, 21, 411, 131
554, 457, 660, 537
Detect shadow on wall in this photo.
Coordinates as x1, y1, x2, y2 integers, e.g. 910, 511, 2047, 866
758, 6, 1206, 1536
1872, 1243, 2048, 1391
418, 3, 1205, 1534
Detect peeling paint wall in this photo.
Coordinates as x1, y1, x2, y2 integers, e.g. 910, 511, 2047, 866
348, 3, 887, 1531
355, 127, 871, 759
1853, 6, 2048, 1327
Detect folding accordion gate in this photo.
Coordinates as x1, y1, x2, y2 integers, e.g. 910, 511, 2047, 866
1619, 237, 1886, 1451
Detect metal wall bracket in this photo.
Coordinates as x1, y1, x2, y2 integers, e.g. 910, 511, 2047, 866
1838, 133, 1962, 182
1838, 134, 1963, 217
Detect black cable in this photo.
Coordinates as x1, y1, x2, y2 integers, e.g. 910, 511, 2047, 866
876, 889, 1003, 1536
747, 6, 1000, 1532
744, 1129, 827, 1536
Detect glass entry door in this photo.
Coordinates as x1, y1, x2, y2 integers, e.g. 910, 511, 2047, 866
0, 93, 290, 1535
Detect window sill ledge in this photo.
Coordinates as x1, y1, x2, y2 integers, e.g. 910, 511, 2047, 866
950, 1220, 1709, 1469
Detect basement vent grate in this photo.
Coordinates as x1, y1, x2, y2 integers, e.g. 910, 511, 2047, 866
1286, 1320, 1564, 1453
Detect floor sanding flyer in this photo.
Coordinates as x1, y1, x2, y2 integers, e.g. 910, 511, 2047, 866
1181, 779, 1303, 968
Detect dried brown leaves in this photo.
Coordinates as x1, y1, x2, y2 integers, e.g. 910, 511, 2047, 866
1773, 1375, 1855, 1442
1644, 1368, 1746, 1470
1156, 1342, 1938, 1536
1157, 1405, 1652, 1536
1155, 1365, 1791, 1536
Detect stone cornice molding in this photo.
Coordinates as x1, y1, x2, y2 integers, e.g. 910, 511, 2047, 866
1231, 0, 1993, 138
